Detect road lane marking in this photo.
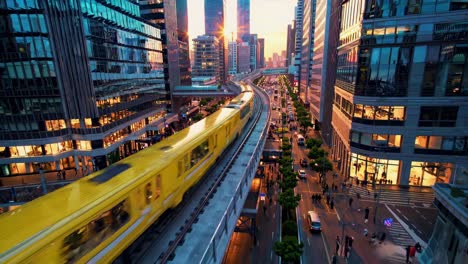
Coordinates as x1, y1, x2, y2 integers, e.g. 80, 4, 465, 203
402, 215, 409, 221
307, 238, 310, 246
396, 208, 401, 213
272, 232, 274, 239
321, 232, 331, 262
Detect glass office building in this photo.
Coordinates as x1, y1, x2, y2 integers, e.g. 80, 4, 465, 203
0, 0, 165, 179
331, 0, 468, 187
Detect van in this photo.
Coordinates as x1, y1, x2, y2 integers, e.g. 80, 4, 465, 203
307, 211, 321, 232
297, 134, 305, 146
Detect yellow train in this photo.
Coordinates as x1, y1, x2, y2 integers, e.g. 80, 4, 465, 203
0, 83, 254, 263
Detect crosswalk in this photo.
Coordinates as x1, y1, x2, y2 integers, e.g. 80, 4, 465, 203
348, 185, 435, 207
386, 219, 416, 247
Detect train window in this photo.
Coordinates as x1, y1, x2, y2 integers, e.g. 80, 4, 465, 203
211, 134, 218, 149
178, 160, 183, 177
145, 183, 153, 204
155, 175, 161, 199
190, 141, 209, 167
241, 104, 251, 119
184, 154, 190, 171
62, 201, 130, 262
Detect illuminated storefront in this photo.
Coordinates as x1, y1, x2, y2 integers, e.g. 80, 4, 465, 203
349, 153, 400, 185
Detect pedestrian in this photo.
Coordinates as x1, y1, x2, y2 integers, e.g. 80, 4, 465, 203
364, 207, 370, 223
326, 194, 330, 205
263, 205, 267, 214
349, 197, 353, 207
356, 192, 361, 199
344, 246, 350, 258
269, 197, 273, 206
348, 236, 354, 248
335, 236, 340, 255
406, 245, 411, 263
363, 228, 368, 237
330, 199, 335, 210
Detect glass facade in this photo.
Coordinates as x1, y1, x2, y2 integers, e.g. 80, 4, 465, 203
332, 0, 468, 187
350, 153, 401, 185
0, 0, 166, 178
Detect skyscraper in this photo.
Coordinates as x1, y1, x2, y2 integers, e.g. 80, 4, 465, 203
309, 0, 341, 144
237, 0, 251, 43
140, 0, 191, 92
300, 0, 317, 104
258, 38, 265, 68
228, 41, 238, 74
331, 0, 468, 187
249, 34, 259, 71
192, 35, 221, 80
205, 0, 227, 83
237, 42, 251, 73
0, 0, 165, 178
294, 0, 304, 85
286, 23, 296, 67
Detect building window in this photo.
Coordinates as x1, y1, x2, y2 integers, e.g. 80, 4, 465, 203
353, 104, 405, 125
409, 161, 452, 186
350, 153, 400, 184
350, 131, 402, 152
414, 136, 467, 154
419, 106, 458, 127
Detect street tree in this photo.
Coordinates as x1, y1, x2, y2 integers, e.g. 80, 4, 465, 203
310, 156, 333, 179
307, 147, 328, 160
273, 237, 304, 263
306, 138, 323, 149
278, 189, 301, 220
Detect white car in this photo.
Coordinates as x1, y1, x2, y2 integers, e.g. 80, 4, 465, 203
298, 169, 307, 179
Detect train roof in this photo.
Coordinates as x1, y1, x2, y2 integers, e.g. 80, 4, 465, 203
0, 108, 239, 254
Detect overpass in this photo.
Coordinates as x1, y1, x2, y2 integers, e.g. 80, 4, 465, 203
262, 68, 288, 75
172, 85, 238, 97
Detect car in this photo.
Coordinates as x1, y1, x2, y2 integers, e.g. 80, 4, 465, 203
300, 158, 308, 167
298, 169, 307, 179
272, 105, 276, 110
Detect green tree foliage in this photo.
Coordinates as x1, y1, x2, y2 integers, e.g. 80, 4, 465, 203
282, 221, 298, 236
199, 98, 208, 107
310, 156, 333, 176
273, 236, 304, 263
306, 138, 323, 149
192, 113, 204, 122
278, 189, 301, 219
307, 147, 328, 160
278, 175, 298, 190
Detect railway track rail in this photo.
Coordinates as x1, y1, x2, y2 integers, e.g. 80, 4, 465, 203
117, 84, 269, 264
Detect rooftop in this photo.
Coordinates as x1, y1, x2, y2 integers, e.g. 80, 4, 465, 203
433, 183, 468, 227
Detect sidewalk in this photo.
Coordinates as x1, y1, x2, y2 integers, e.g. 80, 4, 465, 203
308, 130, 420, 264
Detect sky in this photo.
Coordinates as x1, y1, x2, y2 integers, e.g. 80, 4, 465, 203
187, 0, 297, 59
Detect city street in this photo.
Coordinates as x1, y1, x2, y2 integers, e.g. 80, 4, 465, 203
224, 77, 438, 264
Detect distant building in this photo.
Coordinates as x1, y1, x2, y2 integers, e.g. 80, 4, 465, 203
286, 23, 296, 67
249, 34, 259, 71
192, 35, 220, 81
140, 0, 192, 90
420, 183, 467, 263
294, 0, 304, 85
300, 0, 317, 104
237, 0, 250, 42
308, 0, 341, 142
237, 42, 251, 73
205, 0, 226, 83
228, 41, 238, 75
258, 38, 265, 68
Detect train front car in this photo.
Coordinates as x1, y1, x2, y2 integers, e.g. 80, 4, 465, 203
0, 83, 255, 264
